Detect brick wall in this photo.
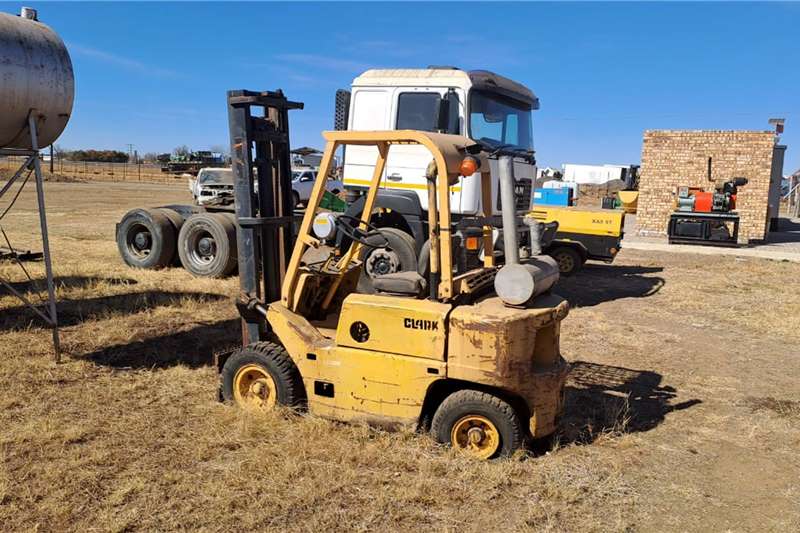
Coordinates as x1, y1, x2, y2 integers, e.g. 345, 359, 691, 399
638, 130, 778, 243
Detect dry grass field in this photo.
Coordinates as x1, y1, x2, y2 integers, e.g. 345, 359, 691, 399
1, 179, 799, 532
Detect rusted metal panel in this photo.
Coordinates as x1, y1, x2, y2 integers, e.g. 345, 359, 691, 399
447, 294, 570, 437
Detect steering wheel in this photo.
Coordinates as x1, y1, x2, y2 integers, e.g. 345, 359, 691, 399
335, 214, 390, 248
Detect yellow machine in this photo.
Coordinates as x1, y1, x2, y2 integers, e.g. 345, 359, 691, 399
220, 126, 569, 460
527, 206, 625, 275
617, 190, 639, 214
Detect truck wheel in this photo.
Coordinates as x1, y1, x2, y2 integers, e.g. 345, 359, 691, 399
548, 246, 582, 276
358, 227, 417, 293
116, 208, 176, 269
431, 390, 523, 460
177, 213, 237, 277
154, 207, 185, 231
154, 208, 185, 266
221, 342, 306, 410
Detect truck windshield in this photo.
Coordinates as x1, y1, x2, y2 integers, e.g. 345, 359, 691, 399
469, 90, 533, 151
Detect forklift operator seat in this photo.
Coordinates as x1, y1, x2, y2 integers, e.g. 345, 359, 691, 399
372, 271, 428, 298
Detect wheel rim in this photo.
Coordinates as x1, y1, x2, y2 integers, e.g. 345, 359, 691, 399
365, 248, 400, 278
126, 223, 152, 258
450, 415, 501, 459
556, 252, 575, 273
188, 229, 217, 265
233, 364, 277, 410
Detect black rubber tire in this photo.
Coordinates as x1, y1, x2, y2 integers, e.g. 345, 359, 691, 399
220, 342, 306, 409
358, 227, 418, 293
116, 208, 176, 269
154, 207, 185, 231
548, 246, 583, 276
177, 212, 237, 278
291, 191, 301, 208
154, 208, 185, 266
431, 389, 523, 459
417, 240, 431, 278
416, 239, 456, 279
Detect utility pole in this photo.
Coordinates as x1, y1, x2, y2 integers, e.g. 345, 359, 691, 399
49, 144, 54, 173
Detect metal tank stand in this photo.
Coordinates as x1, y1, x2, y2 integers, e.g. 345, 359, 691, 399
0, 112, 60, 361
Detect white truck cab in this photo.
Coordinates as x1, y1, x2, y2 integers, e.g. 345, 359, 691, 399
341, 68, 539, 216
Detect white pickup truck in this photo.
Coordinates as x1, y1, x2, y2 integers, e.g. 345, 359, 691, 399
189, 167, 234, 206
188, 166, 342, 207
291, 167, 343, 206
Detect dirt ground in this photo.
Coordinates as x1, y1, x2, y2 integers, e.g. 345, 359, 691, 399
1, 179, 799, 532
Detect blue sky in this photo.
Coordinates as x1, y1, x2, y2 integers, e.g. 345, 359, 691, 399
6, 1, 799, 171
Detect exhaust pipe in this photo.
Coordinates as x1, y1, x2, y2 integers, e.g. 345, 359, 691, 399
494, 155, 559, 306
498, 155, 520, 265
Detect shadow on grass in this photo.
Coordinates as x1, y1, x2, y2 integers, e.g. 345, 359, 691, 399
0, 275, 138, 296
0, 290, 227, 331
556, 264, 665, 308
558, 361, 701, 446
79, 318, 240, 369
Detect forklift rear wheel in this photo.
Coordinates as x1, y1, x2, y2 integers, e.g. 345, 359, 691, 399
177, 213, 237, 278
116, 208, 176, 269
549, 246, 582, 276
431, 390, 523, 460
221, 342, 306, 410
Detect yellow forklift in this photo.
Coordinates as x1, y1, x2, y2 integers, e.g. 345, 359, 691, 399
219, 90, 570, 459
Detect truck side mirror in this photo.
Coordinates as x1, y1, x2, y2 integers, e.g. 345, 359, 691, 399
437, 89, 459, 135
334, 89, 351, 131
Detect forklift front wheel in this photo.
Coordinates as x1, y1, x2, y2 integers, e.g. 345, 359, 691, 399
233, 364, 278, 410
221, 343, 306, 411
431, 390, 523, 460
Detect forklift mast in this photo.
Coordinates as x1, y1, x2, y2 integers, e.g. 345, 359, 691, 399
227, 90, 304, 345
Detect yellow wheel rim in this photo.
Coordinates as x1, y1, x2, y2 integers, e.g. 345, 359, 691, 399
450, 415, 500, 460
233, 364, 277, 410
556, 252, 574, 273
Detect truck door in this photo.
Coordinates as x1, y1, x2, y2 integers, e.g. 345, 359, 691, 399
342, 89, 391, 189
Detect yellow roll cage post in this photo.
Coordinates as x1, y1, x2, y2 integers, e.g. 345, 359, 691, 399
280, 130, 493, 310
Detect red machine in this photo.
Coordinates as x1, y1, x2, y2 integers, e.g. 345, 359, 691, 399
676, 177, 747, 213
669, 177, 748, 246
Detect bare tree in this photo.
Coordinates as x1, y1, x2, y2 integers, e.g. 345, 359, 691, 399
173, 145, 191, 157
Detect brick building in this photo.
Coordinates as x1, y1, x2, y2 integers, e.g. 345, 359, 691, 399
637, 130, 786, 243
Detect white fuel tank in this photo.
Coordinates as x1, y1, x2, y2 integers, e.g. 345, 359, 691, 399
0, 8, 74, 149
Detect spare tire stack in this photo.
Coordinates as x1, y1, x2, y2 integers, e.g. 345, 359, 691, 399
116, 207, 238, 278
